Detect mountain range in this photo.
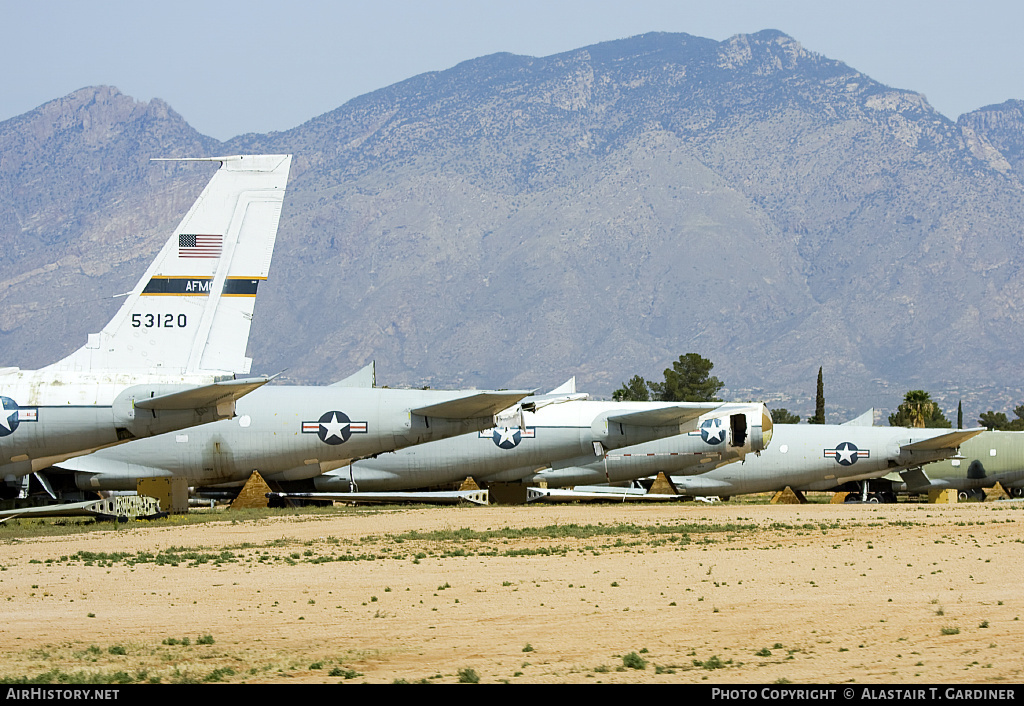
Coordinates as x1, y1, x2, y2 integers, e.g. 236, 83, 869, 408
2, 30, 1023, 423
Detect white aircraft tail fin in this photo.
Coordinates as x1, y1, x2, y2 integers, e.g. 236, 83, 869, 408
44, 155, 292, 376
547, 377, 577, 395
842, 409, 875, 426
329, 361, 376, 388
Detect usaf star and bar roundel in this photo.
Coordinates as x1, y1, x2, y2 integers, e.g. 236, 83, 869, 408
479, 426, 536, 449
0, 396, 37, 437
825, 441, 869, 466
699, 417, 726, 445
301, 411, 368, 445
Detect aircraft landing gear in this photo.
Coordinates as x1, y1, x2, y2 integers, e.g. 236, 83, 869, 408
842, 483, 897, 503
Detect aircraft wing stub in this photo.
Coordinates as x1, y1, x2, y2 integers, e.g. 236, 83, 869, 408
605, 404, 721, 427
133, 376, 269, 410
901, 428, 986, 452
411, 391, 531, 420
899, 467, 934, 491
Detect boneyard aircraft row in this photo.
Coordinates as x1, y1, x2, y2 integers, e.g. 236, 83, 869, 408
2, 157, 535, 501
3, 155, 988, 508
532, 411, 992, 504
48, 362, 530, 494
309, 374, 771, 494
5, 155, 768, 505
37, 367, 768, 498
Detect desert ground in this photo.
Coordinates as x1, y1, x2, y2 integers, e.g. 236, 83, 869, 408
0, 498, 1022, 684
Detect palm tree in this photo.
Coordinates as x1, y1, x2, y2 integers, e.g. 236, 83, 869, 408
902, 390, 935, 428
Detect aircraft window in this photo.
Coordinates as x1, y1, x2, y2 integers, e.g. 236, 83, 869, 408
951, 459, 960, 467
991, 449, 997, 457
238, 415, 252, 428
176, 435, 188, 443
779, 445, 789, 454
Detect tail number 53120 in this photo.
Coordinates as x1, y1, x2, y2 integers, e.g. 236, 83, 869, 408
131, 314, 188, 328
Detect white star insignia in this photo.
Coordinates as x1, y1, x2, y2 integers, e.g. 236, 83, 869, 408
320, 413, 349, 441
0, 399, 16, 433
704, 421, 725, 443
496, 427, 519, 446
837, 443, 857, 464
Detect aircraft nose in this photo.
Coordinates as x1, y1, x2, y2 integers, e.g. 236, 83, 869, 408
758, 408, 774, 451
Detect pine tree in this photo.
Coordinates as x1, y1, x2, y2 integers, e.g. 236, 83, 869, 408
612, 375, 651, 402
808, 367, 825, 424
647, 354, 723, 402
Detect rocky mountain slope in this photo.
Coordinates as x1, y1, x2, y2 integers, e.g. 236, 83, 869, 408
2, 31, 1023, 422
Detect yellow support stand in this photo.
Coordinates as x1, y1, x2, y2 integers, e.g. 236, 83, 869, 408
927, 488, 958, 504
771, 486, 807, 504
231, 471, 272, 509
648, 472, 679, 495
137, 477, 189, 514
983, 482, 1010, 501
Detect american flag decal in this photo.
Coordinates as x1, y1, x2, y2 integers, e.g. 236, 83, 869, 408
178, 234, 222, 258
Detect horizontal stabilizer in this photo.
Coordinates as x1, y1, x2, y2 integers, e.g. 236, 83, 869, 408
412, 391, 531, 420
901, 428, 985, 452
134, 376, 269, 411
606, 404, 721, 427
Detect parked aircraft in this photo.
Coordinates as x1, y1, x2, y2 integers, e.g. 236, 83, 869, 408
312, 377, 771, 492
1, 155, 291, 496
886, 431, 1024, 498
658, 415, 983, 502
37, 363, 530, 495
516, 403, 773, 488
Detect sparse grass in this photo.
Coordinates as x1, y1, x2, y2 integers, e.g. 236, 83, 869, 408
622, 652, 647, 670
693, 655, 729, 670
457, 667, 479, 684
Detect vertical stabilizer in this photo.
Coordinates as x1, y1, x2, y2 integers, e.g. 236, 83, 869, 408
547, 377, 577, 395
44, 155, 292, 376
329, 362, 377, 388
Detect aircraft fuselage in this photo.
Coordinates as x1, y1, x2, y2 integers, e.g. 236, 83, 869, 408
315, 401, 768, 492
56, 386, 522, 490
667, 424, 975, 497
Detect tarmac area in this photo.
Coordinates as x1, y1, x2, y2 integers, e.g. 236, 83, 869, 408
0, 498, 1022, 684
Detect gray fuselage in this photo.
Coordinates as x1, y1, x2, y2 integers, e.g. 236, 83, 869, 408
315, 402, 767, 492
664, 424, 969, 497
55, 386, 518, 490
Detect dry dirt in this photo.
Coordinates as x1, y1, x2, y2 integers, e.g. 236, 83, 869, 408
1, 499, 1022, 684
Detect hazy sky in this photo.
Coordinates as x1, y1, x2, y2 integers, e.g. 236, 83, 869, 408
3, 0, 1022, 141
